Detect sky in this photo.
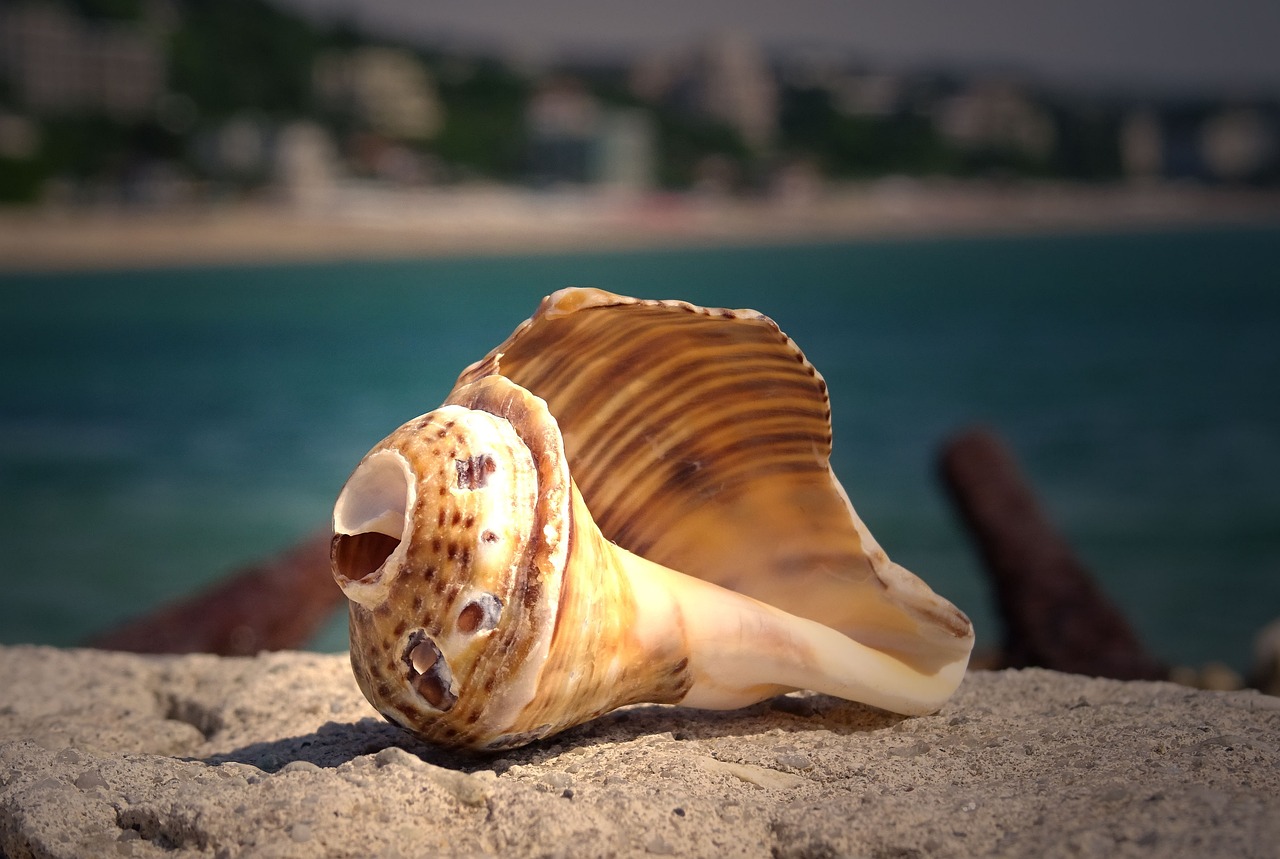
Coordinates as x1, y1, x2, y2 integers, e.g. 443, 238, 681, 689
274, 0, 1280, 97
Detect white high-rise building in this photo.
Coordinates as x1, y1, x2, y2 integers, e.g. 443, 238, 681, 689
696, 32, 778, 152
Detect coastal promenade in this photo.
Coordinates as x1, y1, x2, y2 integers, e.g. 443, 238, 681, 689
3, 183, 1279, 272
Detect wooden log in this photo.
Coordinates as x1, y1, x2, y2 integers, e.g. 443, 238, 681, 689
86, 531, 344, 655
938, 427, 1166, 681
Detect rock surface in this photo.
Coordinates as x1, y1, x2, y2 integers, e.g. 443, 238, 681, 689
1, 646, 1277, 858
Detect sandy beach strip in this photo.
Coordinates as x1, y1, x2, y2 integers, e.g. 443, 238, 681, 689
2, 182, 1279, 273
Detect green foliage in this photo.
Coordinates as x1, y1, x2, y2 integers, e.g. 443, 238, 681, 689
1045, 104, 1123, 181
0, 115, 135, 203
168, 0, 323, 118
20, 115, 185, 187
39, 115, 132, 180
0, 157, 47, 203
779, 85, 958, 178
653, 113, 750, 189
431, 61, 531, 180
65, 0, 143, 20
566, 65, 643, 110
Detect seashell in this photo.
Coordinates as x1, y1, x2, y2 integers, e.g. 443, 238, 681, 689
330, 288, 974, 750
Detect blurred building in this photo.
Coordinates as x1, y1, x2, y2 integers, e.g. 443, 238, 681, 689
835, 73, 905, 119
1120, 109, 1165, 182
275, 121, 339, 208
525, 76, 599, 185
314, 47, 443, 141
214, 115, 269, 182
696, 32, 777, 151
1120, 105, 1278, 184
934, 80, 1056, 162
1199, 107, 1275, 183
594, 108, 655, 193
0, 3, 164, 119
525, 76, 655, 190
631, 32, 779, 153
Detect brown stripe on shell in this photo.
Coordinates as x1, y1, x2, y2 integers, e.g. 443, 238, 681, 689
617, 458, 837, 559
569, 356, 827, 462
573, 398, 828, 503
479, 321, 828, 521
564, 361, 828, 493
528, 319, 762, 434
603, 458, 828, 554
571, 384, 831, 526
514, 310, 667, 411
577, 439, 823, 536
465, 299, 851, 575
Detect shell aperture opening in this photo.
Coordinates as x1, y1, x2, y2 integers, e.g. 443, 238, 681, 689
332, 450, 412, 586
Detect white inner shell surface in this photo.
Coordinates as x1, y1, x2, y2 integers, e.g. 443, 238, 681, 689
331, 448, 415, 611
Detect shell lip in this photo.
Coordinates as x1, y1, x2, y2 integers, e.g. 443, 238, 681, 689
331, 448, 416, 607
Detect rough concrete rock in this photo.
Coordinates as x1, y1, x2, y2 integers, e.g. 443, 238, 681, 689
1, 645, 1277, 858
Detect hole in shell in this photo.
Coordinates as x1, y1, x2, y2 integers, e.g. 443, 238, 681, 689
403, 631, 457, 712
455, 454, 497, 490
331, 532, 401, 581
457, 593, 503, 634
415, 672, 452, 711
409, 640, 438, 674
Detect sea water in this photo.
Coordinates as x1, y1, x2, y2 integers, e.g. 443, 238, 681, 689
2, 225, 1278, 671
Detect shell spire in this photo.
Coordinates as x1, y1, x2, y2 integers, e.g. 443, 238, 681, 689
331, 288, 974, 750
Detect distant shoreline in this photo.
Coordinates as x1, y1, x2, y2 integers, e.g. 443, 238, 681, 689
3, 182, 1279, 273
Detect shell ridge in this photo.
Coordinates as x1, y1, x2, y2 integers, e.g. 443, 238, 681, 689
562, 355, 831, 482
440, 376, 574, 740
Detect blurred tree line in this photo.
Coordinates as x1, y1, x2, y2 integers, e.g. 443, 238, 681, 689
1, 0, 1273, 204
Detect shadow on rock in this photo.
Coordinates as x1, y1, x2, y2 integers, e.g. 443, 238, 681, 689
198, 692, 902, 774
512, 693, 905, 763
199, 717, 477, 773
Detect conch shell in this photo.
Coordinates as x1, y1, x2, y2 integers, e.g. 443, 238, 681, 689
331, 288, 974, 750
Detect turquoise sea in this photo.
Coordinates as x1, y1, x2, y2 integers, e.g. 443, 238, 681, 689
2, 225, 1279, 672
